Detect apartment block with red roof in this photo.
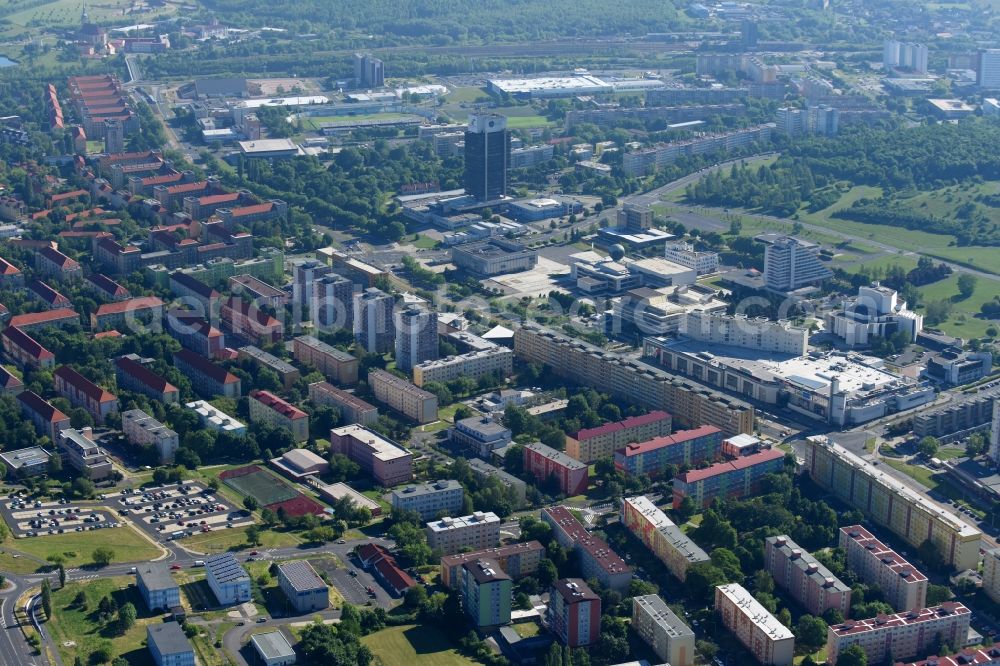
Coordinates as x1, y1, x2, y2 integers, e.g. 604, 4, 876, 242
173, 349, 241, 399
92, 296, 164, 332
85, 273, 131, 302
672, 446, 786, 509
220, 296, 282, 345
168, 271, 220, 314
182, 191, 244, 220
827, 603, 970, 665
35, 247, 82, 281
615, 425, 724, 479
18, 390, 71, 442
523, 441, 589, 496
541, 505, 632, 592
216, 199, 287, 229
229, 274, 288, 309
166, 310, 225, 357
7, 308, 80, 332
93, 235, 142, 274
28, 279, 72, 310
839, 525, 928, 612
2, 326, 55, 369
565, 410, 672, 463
114, 354, 179, 404
0, 256, 23, 287
54, 365, 119, 424
248, 390, 308, 442
898, 643, 1000, 666
127, 169, 184, 196
151, 180, 211, 209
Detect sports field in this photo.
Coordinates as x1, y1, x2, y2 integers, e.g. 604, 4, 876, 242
221, 465, 298, 506
220, 465, 325, 517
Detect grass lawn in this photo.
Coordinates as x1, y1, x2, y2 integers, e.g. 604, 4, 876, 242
47, 575, 160, 666
11, 525, 161, 567
512, 621, 540, 638
881, 458, 939, 490
935, 447, 967, 461
361, 624, 477, 666
443, 86, 490, 103
911, 273, 1000, 339
0, 548, 47, 574
798, 184, 1000, 276
505, 115, 556, 129
177, 525, 301, 554
409, 234, 439, 249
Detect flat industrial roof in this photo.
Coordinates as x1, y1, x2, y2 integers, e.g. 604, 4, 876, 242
250, 630, 295, 660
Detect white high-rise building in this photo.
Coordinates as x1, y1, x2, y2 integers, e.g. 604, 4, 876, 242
761, 235, 833, 292
980, 49, 1000, 88
354, 287, 395, 354
394, 305, 438, 372
883, 40, 901, 68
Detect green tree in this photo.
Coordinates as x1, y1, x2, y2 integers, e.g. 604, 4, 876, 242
926, 584, 951, 605
246, 525, 262, 546
404, 584, 427, 608
795, 614, 828, 649
117, 602, 137, 634
244, 496, 260, 512
957, 273, 977, 299
92, 547, 115, 566
918, 436, 940, 459
41, 578, 51, 619
837, 644, 868, 666
58, 564, 66, 589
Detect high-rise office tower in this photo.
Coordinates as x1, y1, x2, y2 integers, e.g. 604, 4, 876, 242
762, 236, 833, 292
354, 288, 395, 354
981, 49, 1000, 88
394, 305, 438, 372
741, 20, 758, 49
463, 114, 510, 202
312, 274, 354, 332
353, 53, 385, 88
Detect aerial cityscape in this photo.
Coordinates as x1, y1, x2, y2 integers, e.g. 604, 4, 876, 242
0, 1, 999, 665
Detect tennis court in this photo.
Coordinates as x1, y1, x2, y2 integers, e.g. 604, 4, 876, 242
221, 465, 298, 506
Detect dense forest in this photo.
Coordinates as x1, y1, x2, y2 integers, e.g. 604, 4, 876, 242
199, 0, 684, 42
685, 119, 1000, 246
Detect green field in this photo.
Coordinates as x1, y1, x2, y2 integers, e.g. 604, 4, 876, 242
177, 525, 301, 554
443, 86, 491, 103
1, 0, 178, 32
47, 576, 161, 666
799, 185, 1000, 276
11, 525, 161, 567
302, 113, 414, 131
223, 467, 298, 506
361, 624, 478, 666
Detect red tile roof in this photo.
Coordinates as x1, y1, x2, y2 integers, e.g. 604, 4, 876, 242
677, 447, 785, 484
141, 172, 183, 186
87, 273, 130, 298
54, 365, 116, 404
0, 365, 23, 389
95, 296, 163, 317
49, 189, 88, 204
0, 257, 20, 276
173, 348, 239, 385
93, 330, 122, 339
28, 280, 71, 307
573, 410, 671, 442
114, 355, 177, 394
17, 390, 69, 423
2, 326, 54, 361
8, 308, 79, 329
197, 192, 240, 206
356, 543, 416, 594
164, 181, 209, 195
38, 247, 80, 270
227, 202, 274, 217
618, 425, 722, 457
169, 271, 219, 299
899, 643, 1000, 666
250, 390, 307, 420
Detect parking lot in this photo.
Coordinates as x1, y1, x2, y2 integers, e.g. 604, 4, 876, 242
311, 556, 394, 609
111, 481, 253, 542
0, 497, 122, 538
